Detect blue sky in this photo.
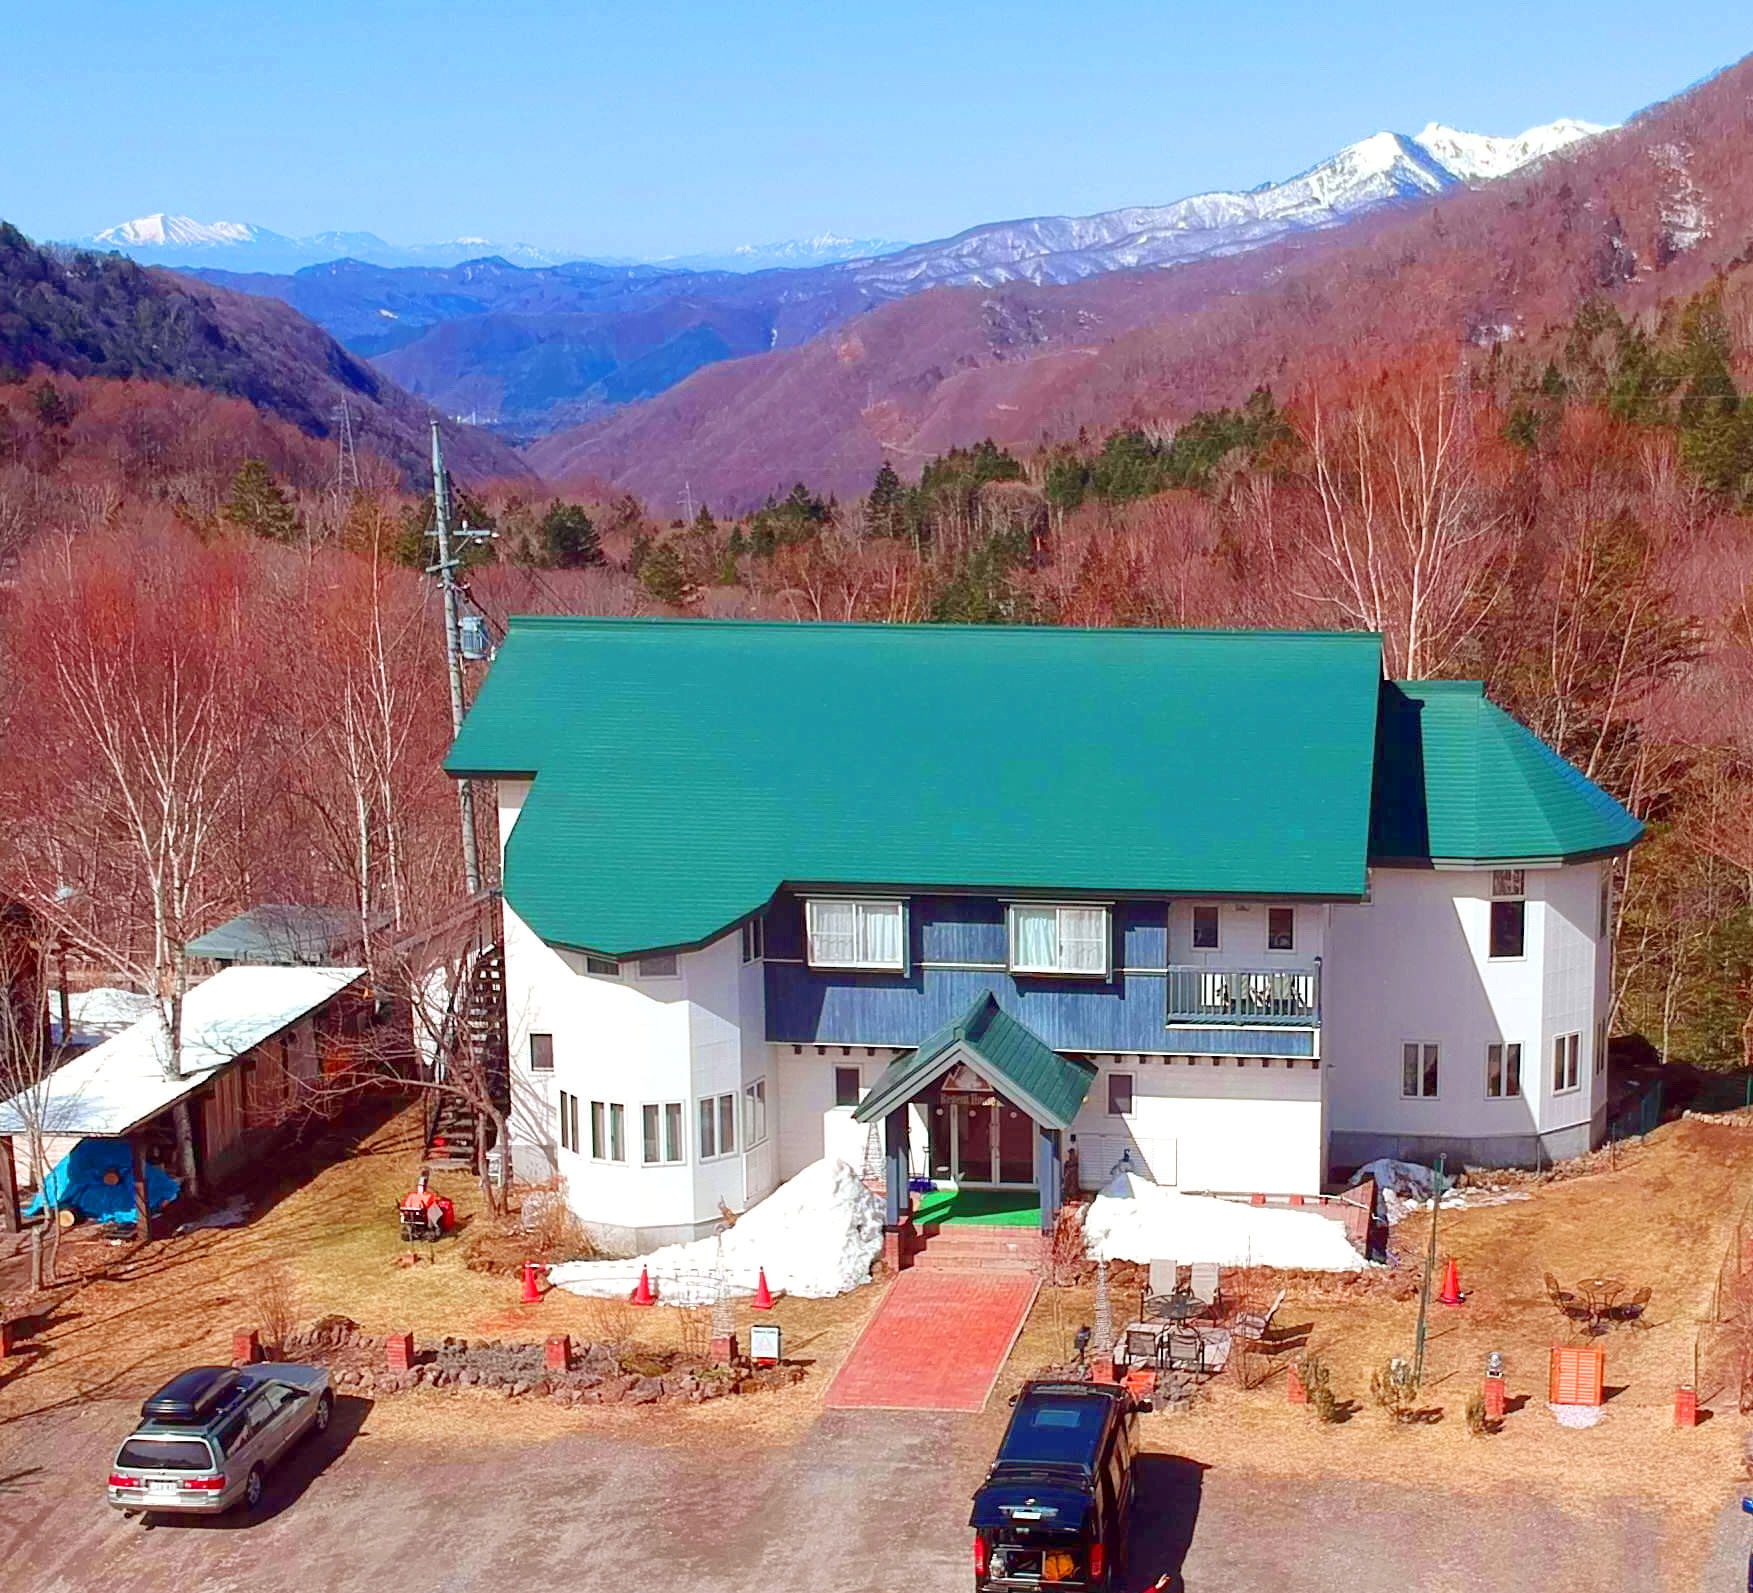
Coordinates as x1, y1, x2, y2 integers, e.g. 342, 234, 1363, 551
4, 1, 1747, 258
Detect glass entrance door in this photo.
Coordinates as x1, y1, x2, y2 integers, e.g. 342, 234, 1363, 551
949, 1099, 1036, 1187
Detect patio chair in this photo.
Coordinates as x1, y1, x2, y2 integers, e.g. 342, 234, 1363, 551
1166, 1329, 1204, 1374
1232, 1287, 1286, 1344
1543, 1271, 1576, 1305
1125, 1325, 1166, 1367
1189, 1262, 1223, 1316
1142, 1258, 1181, 1322
1614, 1285, 1653, 1326
1149, 1258, 1179, 1297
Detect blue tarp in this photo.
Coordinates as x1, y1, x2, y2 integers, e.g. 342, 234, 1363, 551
25, 1137, 180, 1224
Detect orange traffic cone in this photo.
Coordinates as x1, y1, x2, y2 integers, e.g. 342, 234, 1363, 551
629, 1265, 657, 1307
752, 1268, 775, 1310
520, 1259, 544, 1304
1438, 1257, 1463, 1306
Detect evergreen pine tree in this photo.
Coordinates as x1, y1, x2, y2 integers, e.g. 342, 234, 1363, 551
639, 539, 687, 603
222, 459, 300, 543
868, 461, 904, 537
538, 500, 605, 568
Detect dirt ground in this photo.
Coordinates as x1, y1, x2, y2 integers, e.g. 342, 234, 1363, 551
4, 1103, 1752, 1591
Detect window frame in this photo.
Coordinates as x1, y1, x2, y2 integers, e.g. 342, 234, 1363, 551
590, 1099, 606, 1160
528, 1032, 554, 1073
1006, 903, 1112, 978
744, 1078, 769, 1147
635, 953, 679, 980
1598, 869, 1613, 938
584, 954, 620, 978
804, 898, 907, 972
741, 917, 765, 964
698, 1091, 738, 1161
1107, 1072, 1134, 1117
1401, 1040, 1440, 1100
1552, 1031, 1581, 1095
1595, 1018, 1607, 1077
641, 1101, 686, 1165
1266, 906, 1296, 953
558, 1089, 577, 1154
833, 1065, 862, 1109
1191, 905, 1221, 952
1487, 870, 1527, 961
1485, 1041, 1522, 1099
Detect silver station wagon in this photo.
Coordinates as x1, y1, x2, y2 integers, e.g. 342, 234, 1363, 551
107, 1363, 333, 1517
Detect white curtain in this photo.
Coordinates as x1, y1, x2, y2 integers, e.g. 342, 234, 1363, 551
1014, 907, 1058, 967
809, 900, 858, 964
1060, 908, 1107, 973
858, 903, 903, 967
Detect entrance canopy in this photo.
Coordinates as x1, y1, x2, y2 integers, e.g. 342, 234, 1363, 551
853, 993, 1096, 1131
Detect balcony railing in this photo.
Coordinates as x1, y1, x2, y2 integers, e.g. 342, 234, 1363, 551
1165, 966, 1320, 1027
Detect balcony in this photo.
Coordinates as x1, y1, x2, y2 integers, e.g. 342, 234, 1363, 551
1165, 966, 1320, 1027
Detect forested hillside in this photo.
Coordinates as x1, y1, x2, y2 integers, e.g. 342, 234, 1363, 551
0, 224, 531, 485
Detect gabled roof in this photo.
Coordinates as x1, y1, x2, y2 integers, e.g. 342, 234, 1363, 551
853, 993, 1097, 1130
1369, 681, 1643, 865
445, 619, 1386, 956
0, 964, 366, 1138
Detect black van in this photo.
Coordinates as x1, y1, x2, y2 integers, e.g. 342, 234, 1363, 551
970, 1380, 1136, 1591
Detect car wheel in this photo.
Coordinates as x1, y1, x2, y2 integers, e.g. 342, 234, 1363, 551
314, 1392, 332, 1434
244, 1465, 264, 1511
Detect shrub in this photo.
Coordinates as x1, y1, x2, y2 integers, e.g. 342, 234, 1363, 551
1370, 1356, 1422, 1424
1298, 1351, 1340, 1423
247, 1261, 301, 1356
1465, 1389, 1489, 1436
1040, 1207, 1087, 1287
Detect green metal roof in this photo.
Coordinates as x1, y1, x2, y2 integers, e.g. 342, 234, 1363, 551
445, 619, 1385, 956
853, 993, 1097, 1129
1368, 681, 1643, 865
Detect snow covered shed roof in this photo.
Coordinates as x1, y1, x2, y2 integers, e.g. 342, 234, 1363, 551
0, 964, 366, 1139
186, 905, 365, 966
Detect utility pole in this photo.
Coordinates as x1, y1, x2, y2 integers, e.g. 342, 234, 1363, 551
427, 422, 490, 895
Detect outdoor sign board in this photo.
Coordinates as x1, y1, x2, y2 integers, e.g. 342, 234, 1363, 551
750, 1324, 781, 1366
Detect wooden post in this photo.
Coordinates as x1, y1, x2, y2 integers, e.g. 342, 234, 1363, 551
883, 1107, 910, 1228
131, 1136, 150, 1241
0, 1136, 19, 1234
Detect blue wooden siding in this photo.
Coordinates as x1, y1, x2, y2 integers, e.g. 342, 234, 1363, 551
762, 892, 1309, 1056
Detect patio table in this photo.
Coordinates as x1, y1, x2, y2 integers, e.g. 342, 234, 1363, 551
1574, 1276, 1626, 1333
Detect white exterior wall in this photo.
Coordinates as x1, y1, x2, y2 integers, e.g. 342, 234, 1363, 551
774, 1044, 927, 1183
1070, 1056, 1325, 1196
1323, 863, 1610, 1166
1166, 900, 1326, 967
495, 780, 775, 1248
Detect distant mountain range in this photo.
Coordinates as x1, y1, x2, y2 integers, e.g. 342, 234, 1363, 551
142, 116, 1609, 440
80, 215, 911, 276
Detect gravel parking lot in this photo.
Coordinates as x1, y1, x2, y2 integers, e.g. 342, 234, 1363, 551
0, 1391, 1725, 1593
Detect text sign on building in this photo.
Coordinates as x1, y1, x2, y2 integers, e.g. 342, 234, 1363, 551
750, 1324, 781, 1366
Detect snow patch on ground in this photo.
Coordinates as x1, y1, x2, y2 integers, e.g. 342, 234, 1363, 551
548, 1158, 883, 1305
174, 1194, 251, 1233
1082, 1172, 1369, 1272
1652, 142, 1711, 254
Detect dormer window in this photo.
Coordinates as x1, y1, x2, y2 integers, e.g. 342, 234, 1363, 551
1008, 904, 1110, 977
806, 899, 905, 971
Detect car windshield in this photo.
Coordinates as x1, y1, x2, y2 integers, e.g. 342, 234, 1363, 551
117, 1436, 215, 1471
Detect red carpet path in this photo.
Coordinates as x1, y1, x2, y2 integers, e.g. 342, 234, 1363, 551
824, 1269, 1039, 1412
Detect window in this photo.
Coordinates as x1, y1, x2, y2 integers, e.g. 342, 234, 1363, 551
741, 917, 765, 963
589, 1100, 625, 1162
585, 955, 619, 977
1595, 1018, 1607, 1077
1267, 907, 1295, 952
559, 1090, 581, 1153
1552, 1032, 1580, 1093
1489, 870, 1525, 960
834, 1066, 862, 1108
1008, 904, 1110, 976
805, 899, 905, 970
637, 954, 678, 979
642, 1101, 685, 1164
1191, 905, 1220, 950
699, 1093, 737, 1159
744, 1078, 769, 1146
1486, 1042, 1522, 1099
529, 1033, 554, 1072
1107, 1073, 1134, 1116
1401, 1042, 1440, 1099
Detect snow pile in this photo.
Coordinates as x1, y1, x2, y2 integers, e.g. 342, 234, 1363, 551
547, 1158, 883, 1306
1082, 1173, 1368, 1272
1348, 1158, 1532, 1224
174, 1195, 251, 1233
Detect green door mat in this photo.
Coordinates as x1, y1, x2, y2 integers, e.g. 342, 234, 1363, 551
912, 1188, 1042, 1227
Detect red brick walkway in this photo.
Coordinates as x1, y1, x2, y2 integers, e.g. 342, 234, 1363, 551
824, 1269, 1039, 1412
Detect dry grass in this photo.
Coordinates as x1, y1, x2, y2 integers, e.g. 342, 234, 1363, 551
0, 1102, 883, 1449
999, 1115, 1753, 1534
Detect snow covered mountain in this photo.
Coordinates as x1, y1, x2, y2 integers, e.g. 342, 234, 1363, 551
661, 234, 910, 272
82, 214, 581, 273
845, 118, 1611, 293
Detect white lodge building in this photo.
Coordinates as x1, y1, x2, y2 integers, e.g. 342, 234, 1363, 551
446, 620, 1640, 1249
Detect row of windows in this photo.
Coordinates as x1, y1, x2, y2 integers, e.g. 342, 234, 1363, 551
1400, 1023, 1608, 1101
559, 1081, 769, 1165
580, 953, 679, 980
